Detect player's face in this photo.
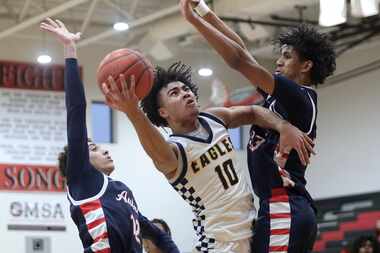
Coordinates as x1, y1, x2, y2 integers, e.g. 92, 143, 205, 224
275, 45, 310, 82
88, 141, 115, 175
158, 81, 199, 124
359, 240, 374, 253
142, 223, 165, 253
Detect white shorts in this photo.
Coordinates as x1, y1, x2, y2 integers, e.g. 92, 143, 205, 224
192, 238, 251, 253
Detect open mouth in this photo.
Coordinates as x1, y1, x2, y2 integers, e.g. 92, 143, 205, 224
186, 99, 195, 105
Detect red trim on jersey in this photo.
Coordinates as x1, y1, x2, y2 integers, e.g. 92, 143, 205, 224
94, 248, 111, 253
269, 245, 289, 251
80, 199, 102, 215
270, 213, 291, 219
93, 232, 109, 243
88, 217, 106, 230
269, 187, 291, 252
270, 195, 289, 203
79, 199, 111, 252
272, 187, 288, 196
271, 228, 290, 235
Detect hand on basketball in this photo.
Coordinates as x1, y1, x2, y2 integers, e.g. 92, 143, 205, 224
40, 18, 81, 45
101, 74, 139, 115
278, 122, 316, 166
180, 0, 199, 23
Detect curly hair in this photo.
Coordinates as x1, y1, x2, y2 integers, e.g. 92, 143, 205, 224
57, 145, 69, 178
275, 23, 336, 85
141, 62, 199, 127
351, 235, 379, 253
57, 138, 92, 178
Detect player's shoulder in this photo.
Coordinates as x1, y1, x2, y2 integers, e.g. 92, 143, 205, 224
201, 109, 228, 128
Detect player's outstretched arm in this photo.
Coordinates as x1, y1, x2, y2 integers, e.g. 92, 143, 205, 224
139, 214, 180, 253
40, 18, 103, 196
180, 0, 275, 95
101, 74, 178, 179
206, 106, 315, 165
192, 0, 247, 50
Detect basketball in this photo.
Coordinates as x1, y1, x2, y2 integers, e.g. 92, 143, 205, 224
96, 48, 154, 99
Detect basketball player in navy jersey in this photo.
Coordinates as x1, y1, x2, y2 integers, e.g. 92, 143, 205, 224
40, 18, 180, 253
180, 0, 336, 252
101, 44, 314, 253
143, 219, 173, 253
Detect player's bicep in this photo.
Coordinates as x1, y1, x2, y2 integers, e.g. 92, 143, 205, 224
206, 106, 266, 129
163, 142, 188, 184
153, 143, 180, 180
204, 107, 230, 126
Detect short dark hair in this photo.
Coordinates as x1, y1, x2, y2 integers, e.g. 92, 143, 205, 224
141, 62, 198, 127
275, 23, 336, 85
58, 145, 68, 178
57, 138, 92, 178
351, 235, 379, 253
151, 218, 172, 236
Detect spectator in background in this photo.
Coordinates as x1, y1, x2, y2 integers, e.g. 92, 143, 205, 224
376, 220, 380, 246
143, 219, 172, 253
351, 235, 380, 253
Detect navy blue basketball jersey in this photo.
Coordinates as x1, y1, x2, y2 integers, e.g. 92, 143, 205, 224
68, 176, 142, 253
247, 74, 317, 201
64, 58, 180, 253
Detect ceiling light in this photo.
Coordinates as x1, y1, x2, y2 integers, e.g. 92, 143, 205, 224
351, 0, 379, 17
37, 54, 52, 64
319, 0, 347, 27
198, 68, 213, 77
113, 22, 129, 31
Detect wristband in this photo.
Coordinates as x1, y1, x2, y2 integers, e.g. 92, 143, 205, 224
194, 0, 210, 17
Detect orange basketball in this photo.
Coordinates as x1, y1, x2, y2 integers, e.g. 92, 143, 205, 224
97, 48, 154, 99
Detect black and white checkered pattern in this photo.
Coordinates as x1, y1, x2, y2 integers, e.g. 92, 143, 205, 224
193, 216, 215, 252
173, 178, 205, 212
173, 178, 215, 252
195, 236, 216, 252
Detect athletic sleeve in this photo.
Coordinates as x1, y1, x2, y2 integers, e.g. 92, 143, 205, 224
272, 74, 317, 133
138, 214, 180, 253
65, 58, 104, 200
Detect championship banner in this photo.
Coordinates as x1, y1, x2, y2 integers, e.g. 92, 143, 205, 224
0, 60, 68, 192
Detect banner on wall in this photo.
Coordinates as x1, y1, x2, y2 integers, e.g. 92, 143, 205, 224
0, 60, 68, 192
6, 194, 67, 231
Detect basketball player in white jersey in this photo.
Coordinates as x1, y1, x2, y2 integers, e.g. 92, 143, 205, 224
101, 63, 314, 252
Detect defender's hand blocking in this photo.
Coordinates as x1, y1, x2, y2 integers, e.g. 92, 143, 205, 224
278, 122, 316, 166
179, 0, 200, 23
101, 74, 140, 115
40, 18, 81, 45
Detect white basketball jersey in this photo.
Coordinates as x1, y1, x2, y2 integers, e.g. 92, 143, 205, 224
168, 112, 255, 252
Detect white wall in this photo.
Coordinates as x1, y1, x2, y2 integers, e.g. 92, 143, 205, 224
307, 68, 380, 199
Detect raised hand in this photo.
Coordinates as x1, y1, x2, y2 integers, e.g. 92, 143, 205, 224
179, 0, 199, 23
101, 74, 140, 116
40, 18, 81, 45
277, 122, 316, 166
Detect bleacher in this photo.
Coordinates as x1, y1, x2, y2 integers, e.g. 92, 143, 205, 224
312, 192, 380, 253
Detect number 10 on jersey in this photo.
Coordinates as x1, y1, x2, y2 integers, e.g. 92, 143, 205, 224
215, 159, 239, 190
